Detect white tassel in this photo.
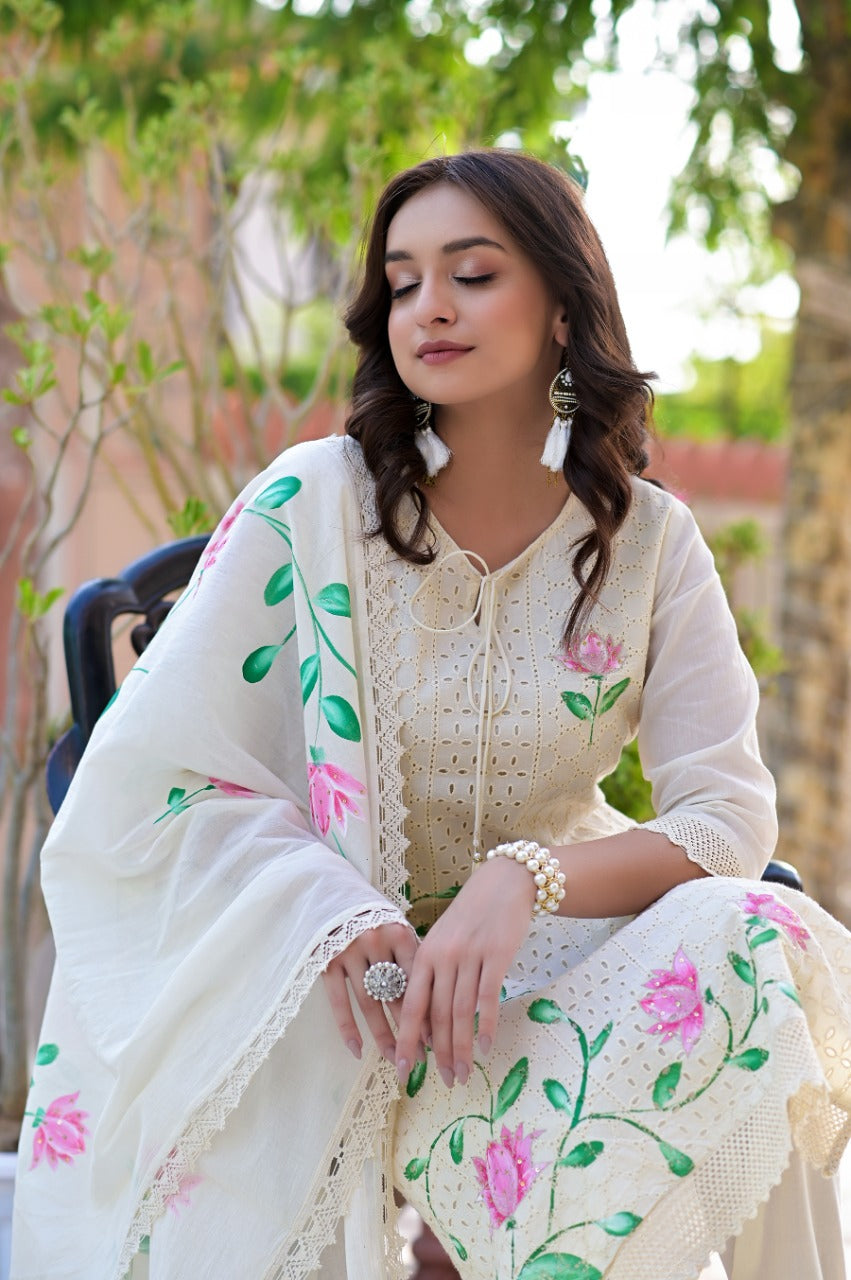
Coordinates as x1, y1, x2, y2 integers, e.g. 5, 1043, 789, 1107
540, 414, 572, 472
415, 425, 453, 478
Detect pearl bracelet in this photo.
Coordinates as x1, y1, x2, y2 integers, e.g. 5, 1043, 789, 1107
484, 839, 566, 917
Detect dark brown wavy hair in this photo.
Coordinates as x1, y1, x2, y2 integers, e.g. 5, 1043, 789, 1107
344, 149, 655, 643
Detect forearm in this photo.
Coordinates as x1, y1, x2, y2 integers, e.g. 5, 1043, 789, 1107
552, 828, 709, 918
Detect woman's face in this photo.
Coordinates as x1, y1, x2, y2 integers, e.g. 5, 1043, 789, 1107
384, 182, 567, 412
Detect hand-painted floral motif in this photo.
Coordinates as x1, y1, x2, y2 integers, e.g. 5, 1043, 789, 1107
740, 891, 810, 951
472, 1123, 547, 1233
201, 499, 245, 573
30, 1091, 89, 1170
209, 776, 258, 799
308, 760, 366, 836
640, 947, 704, 1055
164, 1173, 203, 1216
555, 632, 630, 746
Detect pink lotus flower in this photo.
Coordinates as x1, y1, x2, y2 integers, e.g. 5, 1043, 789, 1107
308, 762, 366, 836
641, 946, 704, 1055
209, 776, 257, 799
202, 500, 245, 571
164, 1174, 203, 1216
741, 891, 810, 951
556, 631, 623, 677
472, 1123, 547, 1232
30, 1092, 89, 1170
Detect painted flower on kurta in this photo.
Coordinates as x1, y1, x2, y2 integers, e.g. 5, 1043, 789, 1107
556, 631, 624, 677
209, 776, 258, 799
164, 1174, 203, 1216
641, 946, 704, 1055
202, 500, 245, 572
741, 891, 810, 951
472, 1123, 547, 1232
307, 762, 366, 836
30, 1092, 89, 1170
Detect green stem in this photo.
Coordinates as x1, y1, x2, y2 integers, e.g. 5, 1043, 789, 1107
523, 1219, 602, 1267
588, 675, 602, 746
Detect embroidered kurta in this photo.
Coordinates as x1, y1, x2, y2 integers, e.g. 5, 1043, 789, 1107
11, 436, 851, 1280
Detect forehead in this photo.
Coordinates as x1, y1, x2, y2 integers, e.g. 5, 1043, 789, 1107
385, 182, 509, 255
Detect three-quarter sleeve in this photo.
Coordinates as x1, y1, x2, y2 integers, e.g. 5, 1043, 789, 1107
636, 496, 778, 878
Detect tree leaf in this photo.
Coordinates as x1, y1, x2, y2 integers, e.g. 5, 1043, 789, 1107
406, 1059, 427, 1099
518, 1253, 602, 1279
730, 1048, 769, 1072
749, 927, 779, 949
404, 1156, 427, 1181
35, 1043, 59, 1066
449, 1121, 464, 1164
300, 654, 320, 704
588, 1021, 612, 1059
652, 1061, 682, 1109
558, 1140, 604, 1168
728, 951, 756, 985
493, 1057, 529, 1120
599, 677, 631, 714
242, 644, 283, 684
658, 1139, 694, 1177
264, 563, 294, 606
320, 695, 362, 741
595, 1211, 642, 1237
254, 476, 302, 509
543, 1078, 571, 1111
561, 691, 594, 721
314, 582, 351, 617
527, 998, 568, 1025
449, 1235, 468, 1262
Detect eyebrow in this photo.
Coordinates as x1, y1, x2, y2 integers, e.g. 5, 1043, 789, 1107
384, 236, 507, 264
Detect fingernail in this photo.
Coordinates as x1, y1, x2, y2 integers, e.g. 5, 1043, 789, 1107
478, 1034, 492, 1057
455, 1061, 469, 1086
396, 1057, 409, 1084
382, 1045, 396, 1064
439, 1065, 455, 1089
346, 1039, 362, 1060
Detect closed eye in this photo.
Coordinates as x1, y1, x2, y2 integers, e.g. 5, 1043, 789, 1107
455, 273, 496, 286
390, 282, 418, 299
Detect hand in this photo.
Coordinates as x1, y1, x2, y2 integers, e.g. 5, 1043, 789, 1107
323, 921, 420, 1064
394, 857, 536, 1090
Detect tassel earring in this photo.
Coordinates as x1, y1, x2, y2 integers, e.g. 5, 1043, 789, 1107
541, 367, 580, 479
412, 396, 452, 481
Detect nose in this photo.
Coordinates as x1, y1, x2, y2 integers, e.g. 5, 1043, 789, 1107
413, 272, 456, 326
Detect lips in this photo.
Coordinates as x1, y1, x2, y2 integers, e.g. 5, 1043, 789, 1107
416, 341, 473, 357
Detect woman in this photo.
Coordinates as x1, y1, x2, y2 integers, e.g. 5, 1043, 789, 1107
12, 151, 851, 1280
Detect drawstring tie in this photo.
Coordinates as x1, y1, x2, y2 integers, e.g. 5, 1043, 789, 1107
409, 549, 511, 863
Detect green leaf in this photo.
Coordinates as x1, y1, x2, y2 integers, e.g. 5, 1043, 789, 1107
264, 564, 294, 606
599, 677, 631, 714
652, 1061, 682, 1109
558, 1141, 604, 1168
242, 644, 283, 683
493, 1057, 529, 1121
543, 1078, 571, 1111
449, 1122, 464, 1165
588, 1021, 612, 1059
730, 1048, 769, 1072
518, 1253, 602, 1279
320, 695, 361, 742
750, 927, 779, 949
595, 1211, 642, 1237
728, 951, 756, 986
35, 1043, 59, 1066
167, 786, 186, 808
658, 1139, 694, 1177
254, 476, 302, 509
404, 1156, 427, 1181
449, 1235, 468, 1262
776, 981, 801, 1005
562, 691, 594, 721
11, 426, 30, 449
314, 583, 351, 617
406, 1058, 427, 1099
137, 339, 155, 383
527, 998, 568, 1025
32, 1107, 45, 1129
300, 654, 319, 704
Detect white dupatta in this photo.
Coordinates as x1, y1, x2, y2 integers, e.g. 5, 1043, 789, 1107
12, 437, 411, 1279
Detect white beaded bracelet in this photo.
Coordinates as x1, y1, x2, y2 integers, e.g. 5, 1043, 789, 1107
484, 839, 567, 917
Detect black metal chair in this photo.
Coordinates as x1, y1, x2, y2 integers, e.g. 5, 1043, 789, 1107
46, 533, 803, 904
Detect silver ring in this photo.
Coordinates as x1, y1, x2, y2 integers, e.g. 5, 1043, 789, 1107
363, 961, 407, 1002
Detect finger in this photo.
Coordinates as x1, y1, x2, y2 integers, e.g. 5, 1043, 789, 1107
352, 964, 400, 1065
394, 956, 434, 1084
322, 965, 363, 1059
475, 956, 505, 1059
428, 964, 459, 1089
451, 958, 482, 1086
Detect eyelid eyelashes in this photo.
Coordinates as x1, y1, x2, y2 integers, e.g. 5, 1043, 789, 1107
389, 272, 496, 300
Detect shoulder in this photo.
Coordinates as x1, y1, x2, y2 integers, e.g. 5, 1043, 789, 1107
628, 476, 702, 549
260, 434, 362, 488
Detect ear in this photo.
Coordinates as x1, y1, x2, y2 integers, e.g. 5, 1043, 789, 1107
553, 309, 569, 349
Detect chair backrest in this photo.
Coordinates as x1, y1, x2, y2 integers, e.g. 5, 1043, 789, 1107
46, 535, 209, 815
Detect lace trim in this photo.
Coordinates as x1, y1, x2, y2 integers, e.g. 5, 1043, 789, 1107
117, 904, 403, 1280
642, 813, 744, 877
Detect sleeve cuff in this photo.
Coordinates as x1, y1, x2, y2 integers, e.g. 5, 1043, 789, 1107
640, 814, 745, 877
